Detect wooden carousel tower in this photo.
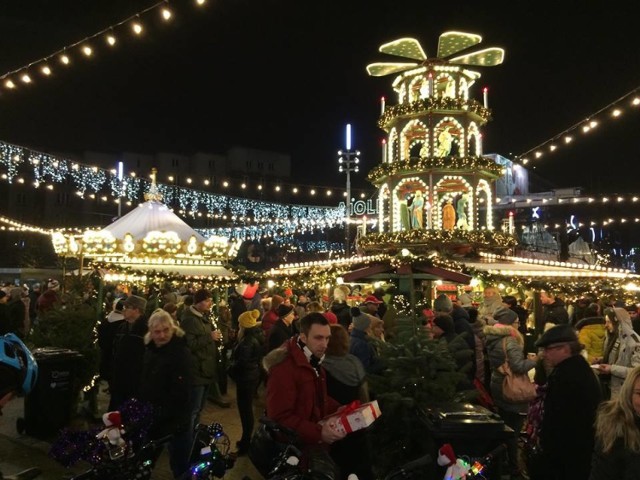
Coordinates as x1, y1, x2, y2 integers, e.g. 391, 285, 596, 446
366, 32, 506, 242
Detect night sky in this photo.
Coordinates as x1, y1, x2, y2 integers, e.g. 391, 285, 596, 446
0, 0, 639, 194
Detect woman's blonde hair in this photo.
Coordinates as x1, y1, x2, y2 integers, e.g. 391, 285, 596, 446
144, 308, 185, 344
594, 365, 640, 454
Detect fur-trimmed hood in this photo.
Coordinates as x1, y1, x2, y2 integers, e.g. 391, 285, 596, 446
484, 324, 524, 347
263, 341, 289, 372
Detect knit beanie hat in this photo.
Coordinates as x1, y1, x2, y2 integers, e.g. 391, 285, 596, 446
433, 294, 453, 313
350, 307, 371, 331
193, 288, 212, 304
277, 304, 295, 319
493, 306, 518, 325
239, 309, 261, 329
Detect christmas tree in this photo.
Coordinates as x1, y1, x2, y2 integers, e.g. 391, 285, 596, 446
368, 295, 473, 475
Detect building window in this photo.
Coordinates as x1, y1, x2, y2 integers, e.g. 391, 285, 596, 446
172, 158, 180, 167
268, 162, 274, 171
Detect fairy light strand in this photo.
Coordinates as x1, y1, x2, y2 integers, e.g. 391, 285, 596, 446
1, 1, 173, 87
515, 86, 640, 165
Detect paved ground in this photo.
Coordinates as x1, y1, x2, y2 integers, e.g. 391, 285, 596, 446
0, 380, 263, 480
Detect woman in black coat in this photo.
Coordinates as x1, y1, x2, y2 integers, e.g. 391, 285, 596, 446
231, 309, 265, 454
323, 324, 373, 480
139, 308, 193, 479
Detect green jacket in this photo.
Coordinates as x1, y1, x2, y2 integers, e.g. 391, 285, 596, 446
181, 305, 218, 385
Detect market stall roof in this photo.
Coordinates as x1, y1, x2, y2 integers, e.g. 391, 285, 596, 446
101, 200, 206, 242
468, 253, 639, 280
342, 260, 472, 284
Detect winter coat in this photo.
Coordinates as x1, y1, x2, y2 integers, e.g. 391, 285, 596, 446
451, 305, 477, 378
267, 319, 294, 353
323, 353, 374, 480
543, 298, 569, 325
589, 419, 640, 480
232, 326, 264, 384
181, 305, 218, 385
263, 337, 340, 445
538, 355, 602, 479
261, 309, 279, 335
139, 335, 192, 438
323, 354, 366, 405
609, 317, 640, 398
576, 317, 606, 363
484, 324, 536, 413
468, 315, 487, 382
97, 312, 125, 381
111, 315, 148, 403
330, 302, 352, 330
349, 329, 383, 374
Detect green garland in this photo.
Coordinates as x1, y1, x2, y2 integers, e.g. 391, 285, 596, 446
378, 97, 490, 128
358, 229, 518, 255
367, 155, 503, 184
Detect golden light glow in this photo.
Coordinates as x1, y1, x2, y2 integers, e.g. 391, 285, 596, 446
132, 22, 143, 35
41, 65, 52, 75
223, 181, 229, 187
82, 46, 93, 56
106, 35, 117, 46
4, 80, 16, 89
20, 74, 31, 83
612, 109, 621, 117
60, 55, 70, 65
161, 8, 172, 20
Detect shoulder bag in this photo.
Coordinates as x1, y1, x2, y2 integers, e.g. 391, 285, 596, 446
498, 338, 537, 403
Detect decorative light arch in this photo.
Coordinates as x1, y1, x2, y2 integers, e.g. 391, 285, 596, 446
378, 184, 390, 233
388, 128, 399, 163
434, 116, 464, 157
459, 77, 469, 101
433, 175, 473, 229
467, 122, 481, 156
392, 177, 429, 232
476, 179, 494, 230
435, 72, 455, 98
400, 119, 428, 161
407, 76, 424, 103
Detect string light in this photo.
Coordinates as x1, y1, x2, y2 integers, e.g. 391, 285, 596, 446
0, 0, 211, 92
516, 86, 640, 164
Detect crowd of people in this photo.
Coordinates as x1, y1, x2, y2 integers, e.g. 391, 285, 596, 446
2, 279, 640, 479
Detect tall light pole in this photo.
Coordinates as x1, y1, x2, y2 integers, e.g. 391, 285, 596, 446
117, 161, 124, 219
338, 124, 360, 256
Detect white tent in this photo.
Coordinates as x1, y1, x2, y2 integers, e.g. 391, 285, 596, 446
101, 200, 205, 242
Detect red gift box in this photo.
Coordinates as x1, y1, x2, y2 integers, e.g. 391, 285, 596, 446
321, 400, 381, 435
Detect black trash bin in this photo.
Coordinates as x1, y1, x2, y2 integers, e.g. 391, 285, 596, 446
17, 347, 83, 439
420, 402, 514, 479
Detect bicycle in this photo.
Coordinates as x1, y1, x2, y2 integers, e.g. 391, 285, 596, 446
181, 422, 236, 479
69, 434, 172, 480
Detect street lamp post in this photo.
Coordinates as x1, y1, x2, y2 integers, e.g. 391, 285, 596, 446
117, 161, 124, 219
338, 124, 360, 256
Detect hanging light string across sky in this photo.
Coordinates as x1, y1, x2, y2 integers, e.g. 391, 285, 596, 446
0, 0, 208, 89
515, 86, 640, 165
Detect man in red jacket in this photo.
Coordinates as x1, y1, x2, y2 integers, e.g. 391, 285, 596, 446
263, 312, 344, 446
